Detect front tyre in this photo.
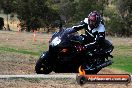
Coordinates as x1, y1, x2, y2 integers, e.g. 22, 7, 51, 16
35, 51, 52, 74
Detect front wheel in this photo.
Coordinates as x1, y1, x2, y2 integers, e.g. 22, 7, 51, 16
35, 51, 52, 74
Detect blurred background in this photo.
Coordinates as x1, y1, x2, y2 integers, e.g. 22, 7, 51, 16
0, 0, 132, 76
0, 0, 132, 37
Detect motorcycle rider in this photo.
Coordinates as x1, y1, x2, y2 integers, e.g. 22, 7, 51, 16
66, 11, 105, 53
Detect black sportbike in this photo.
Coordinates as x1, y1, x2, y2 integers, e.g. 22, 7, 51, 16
35, 28, 114, 74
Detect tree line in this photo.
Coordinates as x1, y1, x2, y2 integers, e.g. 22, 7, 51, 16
0, 0, 131, 37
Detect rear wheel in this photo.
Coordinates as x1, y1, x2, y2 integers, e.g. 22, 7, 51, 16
35, 51, 52, 74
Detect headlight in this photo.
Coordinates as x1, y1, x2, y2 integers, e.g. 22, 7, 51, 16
50, 37, 61, 46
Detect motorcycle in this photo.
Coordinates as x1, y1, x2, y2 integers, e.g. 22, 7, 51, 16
35, 28, 114, 74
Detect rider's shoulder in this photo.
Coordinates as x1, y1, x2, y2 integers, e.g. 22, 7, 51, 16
97, 23, 105, 32
99, 23, 105, 28
83, 18, 88, 24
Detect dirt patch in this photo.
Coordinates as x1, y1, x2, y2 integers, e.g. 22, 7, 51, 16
107, 37, 132, 46
0, 31, 52, 52
0, 31, 131, 88
0, 52, 37, 75
0, 31, 130, 75
0, 51, 128, 75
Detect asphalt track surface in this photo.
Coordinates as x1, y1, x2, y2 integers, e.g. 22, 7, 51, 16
0, 74, 131, 81
0, 74, 77, 79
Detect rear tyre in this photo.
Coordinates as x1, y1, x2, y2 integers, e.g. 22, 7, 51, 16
35, 51, 52, 74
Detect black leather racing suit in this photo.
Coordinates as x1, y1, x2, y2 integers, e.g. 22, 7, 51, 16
65, 18, 105, 52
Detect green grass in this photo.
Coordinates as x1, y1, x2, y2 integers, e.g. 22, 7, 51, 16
111, 65, 132, 73
0, 46, 40, 56
110, 55, 132, 73
110, 44, 132, 73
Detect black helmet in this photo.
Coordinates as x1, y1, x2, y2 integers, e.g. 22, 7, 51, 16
88, 11, 101, 29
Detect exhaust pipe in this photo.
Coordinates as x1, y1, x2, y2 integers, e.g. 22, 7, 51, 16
85, 60, 113, 71
96, 60, 113, 69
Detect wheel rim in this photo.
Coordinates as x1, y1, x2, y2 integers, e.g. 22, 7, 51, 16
36, 60, 52, 74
